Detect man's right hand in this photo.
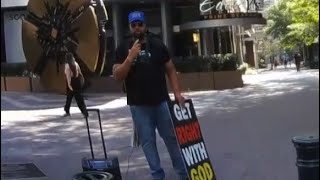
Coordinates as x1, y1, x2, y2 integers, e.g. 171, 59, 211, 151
127, 39, 141, 61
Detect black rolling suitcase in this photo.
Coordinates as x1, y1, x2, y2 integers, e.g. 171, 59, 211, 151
81, 108, 122, 180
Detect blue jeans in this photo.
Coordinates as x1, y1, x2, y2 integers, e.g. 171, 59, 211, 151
130, 101, 188, 180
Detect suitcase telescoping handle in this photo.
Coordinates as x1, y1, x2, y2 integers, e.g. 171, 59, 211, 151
85, 108, 108, 159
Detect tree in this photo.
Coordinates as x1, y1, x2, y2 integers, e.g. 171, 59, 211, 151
286, 0, 319, 45
265, 0, 319, 49
261, 38, 281, 59
265, 0, 291, 40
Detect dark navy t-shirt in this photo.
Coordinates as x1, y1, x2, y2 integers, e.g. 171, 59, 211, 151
114, 34, 171, 105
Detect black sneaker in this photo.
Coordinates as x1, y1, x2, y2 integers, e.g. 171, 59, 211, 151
63, 113, 70, 117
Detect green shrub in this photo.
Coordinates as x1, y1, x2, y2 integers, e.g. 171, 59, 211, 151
222, 53, 238, 71
173, 54, 239, 73
173, 56, 211, 73
1, 63, 29, 76
209, 54, 223, 71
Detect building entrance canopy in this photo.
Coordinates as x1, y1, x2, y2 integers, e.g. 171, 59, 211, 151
180, 17, 266, 31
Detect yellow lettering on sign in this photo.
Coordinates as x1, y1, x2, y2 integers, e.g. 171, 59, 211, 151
190, 162, 214, 180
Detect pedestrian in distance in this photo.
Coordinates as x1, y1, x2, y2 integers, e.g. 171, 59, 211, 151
294, 52, 302, 72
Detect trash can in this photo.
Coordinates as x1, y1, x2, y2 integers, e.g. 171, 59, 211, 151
72, 171, 114, 180
292, 135, 319, 180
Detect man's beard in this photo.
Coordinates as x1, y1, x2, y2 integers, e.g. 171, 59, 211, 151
133, 31, 145, 41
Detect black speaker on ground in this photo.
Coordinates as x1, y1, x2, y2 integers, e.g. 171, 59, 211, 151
82, 108, 122, 180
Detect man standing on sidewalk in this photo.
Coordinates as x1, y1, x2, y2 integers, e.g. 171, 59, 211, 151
112, 11, 188, 180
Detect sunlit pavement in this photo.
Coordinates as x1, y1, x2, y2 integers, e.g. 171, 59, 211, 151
1, 67, 319, 180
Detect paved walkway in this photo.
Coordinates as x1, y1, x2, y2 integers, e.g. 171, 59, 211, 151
1, 68, 319, 180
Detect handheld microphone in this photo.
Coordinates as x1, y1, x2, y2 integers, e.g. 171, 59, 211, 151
133, 33, 145, 44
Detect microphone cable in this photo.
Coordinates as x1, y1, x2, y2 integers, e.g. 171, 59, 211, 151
124, 146, 135, 180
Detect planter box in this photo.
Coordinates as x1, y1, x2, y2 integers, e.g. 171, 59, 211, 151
213, 70, 243, 90
199, 72, 215, 90
87, 76, 123, 93
5, 76, 31, 92
178, 72, 200, 91
2, 77, 45, 92
84, 70, 241, 93
31, 78, 45, 92
1, 76, 5, 91
40, 64, 67, 95
167, 72, 214, 92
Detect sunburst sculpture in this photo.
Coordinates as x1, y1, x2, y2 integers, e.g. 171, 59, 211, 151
22, 0, 108, 93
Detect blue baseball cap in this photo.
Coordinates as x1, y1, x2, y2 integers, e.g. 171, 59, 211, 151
128, 11, 145, 24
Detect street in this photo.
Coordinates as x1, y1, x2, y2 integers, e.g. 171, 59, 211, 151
1, 67, 319, 180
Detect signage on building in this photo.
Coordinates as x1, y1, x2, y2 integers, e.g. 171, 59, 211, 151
4, 10, 27, 63
168, 100, 216, 180
7, 13, 26, 21
201, 12, 263, 20
199, 0, 263, 20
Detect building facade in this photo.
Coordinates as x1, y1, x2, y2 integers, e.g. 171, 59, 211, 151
1, 0, 266, 69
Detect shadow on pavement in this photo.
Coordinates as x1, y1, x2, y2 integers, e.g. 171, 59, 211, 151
1, 70, 319, 180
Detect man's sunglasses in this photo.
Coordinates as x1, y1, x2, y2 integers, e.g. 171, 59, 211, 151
130, 22, 143, 28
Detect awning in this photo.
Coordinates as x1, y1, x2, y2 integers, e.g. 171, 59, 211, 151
180, 17, 267, 31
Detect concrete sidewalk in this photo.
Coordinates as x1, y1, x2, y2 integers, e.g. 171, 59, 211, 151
1, 69, 319, 180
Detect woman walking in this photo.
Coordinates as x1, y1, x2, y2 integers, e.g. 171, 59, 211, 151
63, 52, 88, 118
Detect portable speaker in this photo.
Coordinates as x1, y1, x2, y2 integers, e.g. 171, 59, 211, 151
82, 108, 122, 180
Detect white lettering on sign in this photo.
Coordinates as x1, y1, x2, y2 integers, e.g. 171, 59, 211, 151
173, 102, 192, 121
200, 0, 228, 13
182, 142, 208, 167
200, 0, 258, 13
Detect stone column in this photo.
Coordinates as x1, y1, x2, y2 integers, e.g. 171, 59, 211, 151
160, 0, 173, 53
200, 29, 209, 56
253, 40, 259, 69
200, 28, 216, 56
237, 25, 244, 63
112, 3, 122, 49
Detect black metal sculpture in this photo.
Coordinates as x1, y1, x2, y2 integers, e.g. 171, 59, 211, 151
22, 0, 108, 93
22, 0, 108, 75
